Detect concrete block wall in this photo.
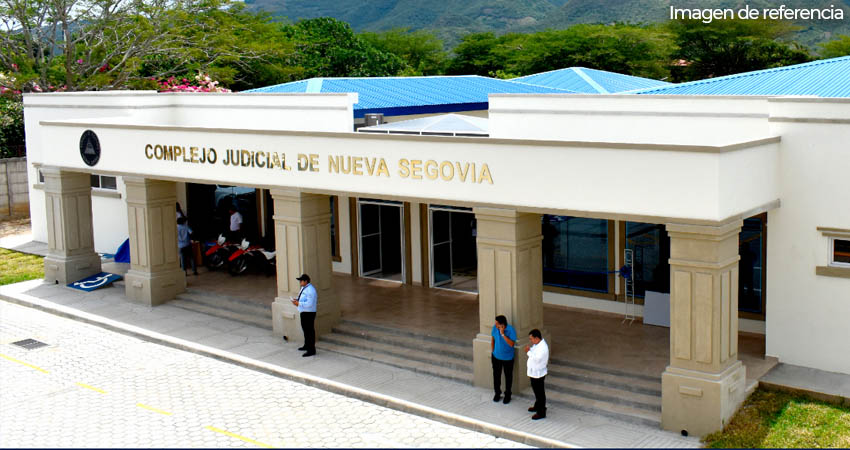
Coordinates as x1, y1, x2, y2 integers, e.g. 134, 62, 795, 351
0, 157, 30, 216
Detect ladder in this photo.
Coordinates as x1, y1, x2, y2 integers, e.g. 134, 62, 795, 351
623, 248, 636, 324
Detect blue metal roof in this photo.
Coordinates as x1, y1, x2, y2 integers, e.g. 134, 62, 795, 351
512, 67, 671, 93
247, 76, 573, 118
635, 56, 850, 97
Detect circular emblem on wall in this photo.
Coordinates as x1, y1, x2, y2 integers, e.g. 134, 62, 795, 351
79, 130, 101, 166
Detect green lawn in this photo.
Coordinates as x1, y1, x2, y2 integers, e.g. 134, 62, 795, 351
0, 248, 44, 286
704, 388, 850, 448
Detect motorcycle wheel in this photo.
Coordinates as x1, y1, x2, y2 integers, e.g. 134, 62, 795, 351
229, 257, 249, 276
206, 253, 224, 270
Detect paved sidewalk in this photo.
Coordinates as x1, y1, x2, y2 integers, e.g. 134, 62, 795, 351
0, 280, 700, 448
761, 363, 850, 406
1, 301, 527, 448
0, 235, 48, 256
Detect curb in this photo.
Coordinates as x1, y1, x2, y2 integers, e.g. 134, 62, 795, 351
0, 285, 578, 449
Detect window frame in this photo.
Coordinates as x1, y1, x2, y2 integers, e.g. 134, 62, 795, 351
540, 216, 615, 298
90, 174, 118, 191
815, 227, 850, 279
829, 237, 850, 268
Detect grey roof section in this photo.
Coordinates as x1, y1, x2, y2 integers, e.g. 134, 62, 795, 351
357, 113, 489, 136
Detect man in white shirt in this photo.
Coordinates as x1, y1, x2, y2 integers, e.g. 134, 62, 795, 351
525, 328, 549, 420
228, 207, 243, 242
290, 273, 318, 357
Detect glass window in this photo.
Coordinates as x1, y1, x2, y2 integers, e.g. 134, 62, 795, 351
832, 238, 850, 266
100, 176, 117, 190
542, 216, 609, 293
739, 217, 765, 315
90, 175, 117, 190
624, 222, 670, 297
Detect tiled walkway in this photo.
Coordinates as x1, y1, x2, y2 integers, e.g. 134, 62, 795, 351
1, 279, 701, 448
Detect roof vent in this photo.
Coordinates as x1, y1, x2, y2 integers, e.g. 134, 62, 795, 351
365, 113, 384, 127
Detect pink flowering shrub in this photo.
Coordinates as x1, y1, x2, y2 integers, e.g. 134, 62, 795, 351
157, 72, 231, 93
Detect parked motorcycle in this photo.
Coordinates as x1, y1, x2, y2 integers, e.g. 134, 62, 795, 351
227, 239, 276, 276
204, 235, 238, 271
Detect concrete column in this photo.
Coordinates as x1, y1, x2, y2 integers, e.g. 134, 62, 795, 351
663, 221, 746, 437
270, 189, 337, 342
42, 168, 101, 284
473, 207, 544, 392
123, 177, 185, 306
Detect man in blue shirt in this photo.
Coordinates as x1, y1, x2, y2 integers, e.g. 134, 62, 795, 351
290, 273, 317, 357
491, 315, 516, 404
177, 216, 197, 275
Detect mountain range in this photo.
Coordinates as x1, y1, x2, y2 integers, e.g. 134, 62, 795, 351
244, 0, 850, 48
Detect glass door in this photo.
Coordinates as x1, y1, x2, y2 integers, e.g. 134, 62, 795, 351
359, 202, 382, 276
430, 209, 453, 286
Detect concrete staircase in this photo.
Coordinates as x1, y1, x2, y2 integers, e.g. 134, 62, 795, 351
160, 294, 664, 428
318, 319, 662, 427
169, 288, 272, 329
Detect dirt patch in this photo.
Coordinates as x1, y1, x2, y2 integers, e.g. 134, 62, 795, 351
0, 216, 31, 238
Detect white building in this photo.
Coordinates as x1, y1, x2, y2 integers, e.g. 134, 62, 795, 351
22, 60, 850, 436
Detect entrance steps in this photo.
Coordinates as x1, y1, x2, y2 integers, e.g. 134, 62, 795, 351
170, 288, 272, 329
319, 319, 662, 427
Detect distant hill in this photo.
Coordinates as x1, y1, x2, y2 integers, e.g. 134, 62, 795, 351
245, 0, 850, 49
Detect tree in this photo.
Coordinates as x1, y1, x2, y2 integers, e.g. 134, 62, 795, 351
820, 35, 850, 58
508, 24, 674, 80
281, 17, 406, 78
0, 94, 24, 158
445, 32, 503, 76
446, 25, 674, 80
0, 0, 293, 91
668, 19, 812, 82
136, 4, 299, 91
359, 28, 447, 75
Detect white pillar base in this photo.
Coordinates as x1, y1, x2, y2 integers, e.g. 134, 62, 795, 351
662, 361, 747, 437
44, 253, 102, 285
124, 269, 186, 307
272, 298, 303, 343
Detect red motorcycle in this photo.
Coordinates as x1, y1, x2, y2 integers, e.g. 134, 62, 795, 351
204, 235, 238, 271
227, 239, 276, 276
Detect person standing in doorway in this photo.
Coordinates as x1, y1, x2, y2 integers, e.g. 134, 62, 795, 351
177, 216, 197, 275
491, 315, 516, 404
525, 328, 549, 420
290, 274, 317, 357
176, 202, 186, 221
228, 206, 243, 243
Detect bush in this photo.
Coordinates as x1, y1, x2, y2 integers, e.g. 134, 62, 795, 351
0, 97, 25, 159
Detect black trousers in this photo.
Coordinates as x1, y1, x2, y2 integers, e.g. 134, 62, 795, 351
300, 311, 316, 352
491, 355, 514, 396
530, 376, 546, 415
180, 245, 196, 273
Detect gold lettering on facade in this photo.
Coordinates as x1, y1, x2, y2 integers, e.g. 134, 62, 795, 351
142, 145, 490, 184
478, 163, 493, 184
425, 160, 439, 180
329, 156, 389, 177
376, 159, 390, 177
440, 161, 454, 181
410, 159, 423, 179
456, 162, 471, 182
